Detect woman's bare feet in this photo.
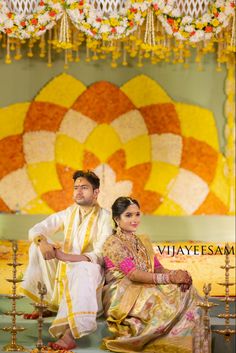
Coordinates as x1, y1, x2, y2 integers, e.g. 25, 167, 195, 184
48, 328, 76, 350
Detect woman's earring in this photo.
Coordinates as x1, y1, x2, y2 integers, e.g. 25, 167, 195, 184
116, 224, 121, 234
112, 219, 117, 229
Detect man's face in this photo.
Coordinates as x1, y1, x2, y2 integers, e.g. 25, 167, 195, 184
73, 177, 99, 206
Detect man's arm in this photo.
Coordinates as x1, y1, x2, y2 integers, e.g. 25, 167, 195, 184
29, 210, 66, 241
54, 249, 88, 262
29, 210, 66, 260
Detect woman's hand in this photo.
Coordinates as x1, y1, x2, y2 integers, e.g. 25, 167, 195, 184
169, 270, 192, 286
179, 283, 191, 292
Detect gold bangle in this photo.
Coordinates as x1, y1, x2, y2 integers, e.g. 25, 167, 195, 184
33, 235, 44, 246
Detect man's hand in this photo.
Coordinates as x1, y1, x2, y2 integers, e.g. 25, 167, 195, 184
39, 239, 56, 260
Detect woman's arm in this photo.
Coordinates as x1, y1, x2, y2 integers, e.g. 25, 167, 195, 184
154, 256, 192, 290
128, 268, 192, 287
154, 256, 171, 273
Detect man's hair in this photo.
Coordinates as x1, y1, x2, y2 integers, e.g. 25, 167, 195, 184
72, 170, 100, 190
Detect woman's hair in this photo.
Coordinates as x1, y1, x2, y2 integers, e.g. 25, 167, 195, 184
112, 197, 140, 228
72, 170, 100, 190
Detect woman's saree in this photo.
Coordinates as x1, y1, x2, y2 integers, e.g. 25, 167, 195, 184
102, 234, 201, 353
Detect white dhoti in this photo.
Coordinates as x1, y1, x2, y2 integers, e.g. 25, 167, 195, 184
20, 243, 58, 310
49, 262, 104, 339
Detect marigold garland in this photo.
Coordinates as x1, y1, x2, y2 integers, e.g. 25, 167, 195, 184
0, 0, 234, 45
0, 0, 63, 39
152, 0, 235, 42
224, 56, 235, 214
64, 0, 151, 40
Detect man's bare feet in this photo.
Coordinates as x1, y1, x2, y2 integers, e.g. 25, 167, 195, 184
48, 328, 76, 350
23, 309, 54, 320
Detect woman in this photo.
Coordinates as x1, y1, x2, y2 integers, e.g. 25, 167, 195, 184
102, 197, 200, 353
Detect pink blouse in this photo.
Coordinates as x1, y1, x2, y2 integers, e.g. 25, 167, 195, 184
154, 256, 163, 270
104, 256, 136, 275
104, 255, 163, 275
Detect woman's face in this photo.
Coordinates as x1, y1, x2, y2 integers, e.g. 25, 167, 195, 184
116, 204, 141, 234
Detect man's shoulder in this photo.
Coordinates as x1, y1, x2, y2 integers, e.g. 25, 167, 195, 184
65, 204, 77, 213
98, 207, 111, 217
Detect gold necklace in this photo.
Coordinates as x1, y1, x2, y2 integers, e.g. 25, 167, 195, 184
115, 229, 152, 271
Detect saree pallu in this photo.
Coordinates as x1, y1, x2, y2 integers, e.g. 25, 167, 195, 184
102, 237, 200, 353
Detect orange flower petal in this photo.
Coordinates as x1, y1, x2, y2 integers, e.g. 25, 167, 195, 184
107, 149, 126, 179
108, 150, 161, 213
181, 137, 218, 183
124, 163, 152, 195
140, 103, 181, 134
72, 82, 135, 123
0, 135, 25, 179
24, 102, 67, 132
108, 150, 151, 192
41, 189, 73, 212
83, 150, 101, 170
56, 164, 75, 191
194, 192, 228, 215
131, 190, 162, 214
0, 197, 12, 213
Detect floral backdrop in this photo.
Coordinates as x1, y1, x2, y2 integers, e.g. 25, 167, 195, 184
0, 74, 230, 215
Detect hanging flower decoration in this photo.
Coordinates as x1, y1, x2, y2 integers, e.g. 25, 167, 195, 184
64, 0, 151, 40
152, 0, 235, 42
0, 0, 63, 39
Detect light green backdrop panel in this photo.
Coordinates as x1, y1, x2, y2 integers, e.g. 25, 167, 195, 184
0, 214, 235, 242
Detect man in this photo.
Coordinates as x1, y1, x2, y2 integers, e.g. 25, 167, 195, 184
21, 170, 112, 349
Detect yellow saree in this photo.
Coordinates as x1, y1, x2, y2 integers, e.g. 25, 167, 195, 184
102, 234, 200, 353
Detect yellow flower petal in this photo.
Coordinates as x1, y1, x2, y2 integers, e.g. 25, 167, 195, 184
0, 103, 30, 140
145, 162, 179, 195
121, 75, 172, 107
27, 162, 61, 195
55, 134, 84, 170
154, 198, 186, 215
35, 73, 86, 108
22, 197, 54, 214
175, 102, 219, 150
85, 124, 121, 162
124, 135, 151, 168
